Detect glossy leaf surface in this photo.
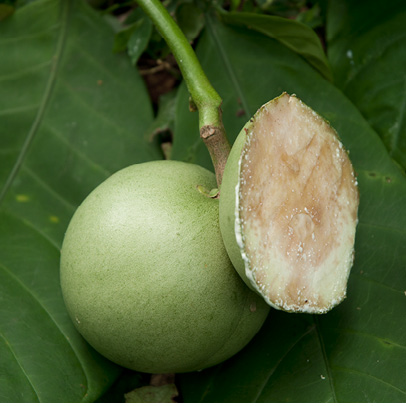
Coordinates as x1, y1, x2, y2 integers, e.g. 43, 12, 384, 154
219, 10, 333, 81
2, 0, 405, 402
173, 12, 406, 403
0, 0, 161, 402
327, 0, 406, 170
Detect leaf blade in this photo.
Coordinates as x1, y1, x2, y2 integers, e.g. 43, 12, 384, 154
174, 14, 406, 402
0, 0, 162, 401
327, 0, 406, 170
219, 10, 333, 81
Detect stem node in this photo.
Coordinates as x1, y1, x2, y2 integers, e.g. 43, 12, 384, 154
200, 124, 231, 188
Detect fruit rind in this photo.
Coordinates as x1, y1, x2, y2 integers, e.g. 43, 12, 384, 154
61, 160, 269, 373
220, 93, 359, 314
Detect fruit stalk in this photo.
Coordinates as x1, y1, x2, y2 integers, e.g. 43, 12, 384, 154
135, 0, 230, 187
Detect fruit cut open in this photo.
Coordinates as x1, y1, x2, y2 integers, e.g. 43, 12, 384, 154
220, 93, 359, 314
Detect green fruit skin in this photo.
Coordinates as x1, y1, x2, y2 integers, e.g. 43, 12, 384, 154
60, 160, 269, 374
218, 128, 254, 289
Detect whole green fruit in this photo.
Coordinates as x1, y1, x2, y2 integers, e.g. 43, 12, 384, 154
60, 160, 269, 373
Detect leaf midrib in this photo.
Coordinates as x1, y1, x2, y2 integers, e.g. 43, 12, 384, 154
204, 14, 338, 403
0, 0, 70, 206
314, 316, 338, 402
0, 1, 92, 401
252, 324, 319, 402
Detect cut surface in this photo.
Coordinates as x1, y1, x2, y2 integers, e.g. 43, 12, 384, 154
236, 93, 359, 313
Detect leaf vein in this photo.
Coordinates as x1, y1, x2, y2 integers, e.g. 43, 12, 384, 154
0, 1, 69, 205
3, 209, 60, 251
205, 14, 252, 120
0, 260, 89, 399
0, 24, 60, 45
21, 165, 77, 211
390, 74, 406, 156
0, 104, 38, 117
0, 60, 52, 83
314, 316, 337, 402
358, 219, 406, 237
253, 324, 316, 401
332, 365, 406, 396
0, 331, 40, 402
58, 78, 148, 143
345, 31, 406, 90
46, 123, 112, 178
339, 328, 406, 351
352, 272, 405, 296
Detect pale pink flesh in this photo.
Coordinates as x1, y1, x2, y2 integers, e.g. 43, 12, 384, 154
237, 94, 359, 313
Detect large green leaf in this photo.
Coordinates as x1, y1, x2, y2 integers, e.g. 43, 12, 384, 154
0, 0, 161, 402
3, 0, 405, 402
219, 10, 333, 81
173, 12, 406, 402
327, 0, 406, 171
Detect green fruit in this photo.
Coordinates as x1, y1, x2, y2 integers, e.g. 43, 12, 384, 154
60, 160, 269, 373
219, 93, 359, 314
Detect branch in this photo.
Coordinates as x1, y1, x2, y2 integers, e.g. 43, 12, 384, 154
135, 0, 230, 186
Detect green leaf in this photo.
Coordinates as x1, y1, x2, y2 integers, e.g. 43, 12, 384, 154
296, 3, 324, 30
175, 2, 204, 42
173, 14, 406, 402
124, 384, 178, 403
113, 22, 138, 53
127, 18, 153, 65
327, 0, 406, 171
255, 0, 305, 17
144, 89, 177, 159
0, 0, 161, 402
114, 10, 153, 66
97, 370, 146, 403
219, 10, 333, 81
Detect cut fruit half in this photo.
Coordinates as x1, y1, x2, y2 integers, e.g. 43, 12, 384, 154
219, 93, 359, 314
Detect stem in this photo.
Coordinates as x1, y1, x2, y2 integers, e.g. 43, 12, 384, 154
135, 0, 230, 186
